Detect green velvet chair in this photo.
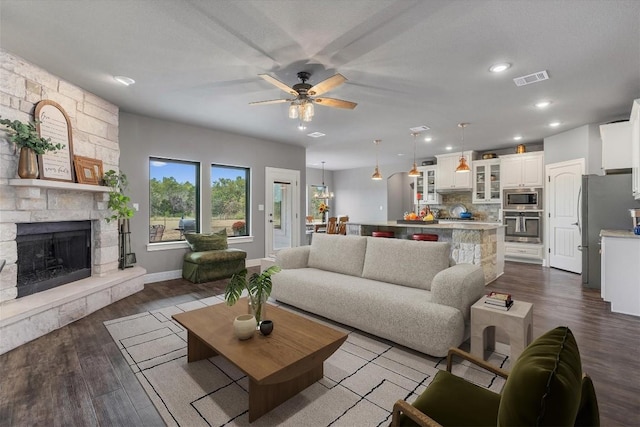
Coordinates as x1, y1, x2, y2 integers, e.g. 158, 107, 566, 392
391, 326, 599, 427
182, 230, 246, 283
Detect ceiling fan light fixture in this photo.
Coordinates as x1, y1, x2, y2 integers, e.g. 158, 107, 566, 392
288, 102, 299, 119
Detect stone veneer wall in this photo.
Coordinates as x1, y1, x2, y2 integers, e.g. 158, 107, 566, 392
0, 50, 120, 302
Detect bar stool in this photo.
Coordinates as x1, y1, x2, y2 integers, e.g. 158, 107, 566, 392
412, 233, 438, 241
372, 231, 395, 238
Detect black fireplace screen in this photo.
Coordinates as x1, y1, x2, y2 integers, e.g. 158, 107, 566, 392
16, 221, 91, 298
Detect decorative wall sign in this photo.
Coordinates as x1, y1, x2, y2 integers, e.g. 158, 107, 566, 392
73, 156, 103, 185
35, 100, 74, 182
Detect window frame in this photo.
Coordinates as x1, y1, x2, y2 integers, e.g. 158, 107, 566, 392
211, 163, 251, 238
149, 157, 201, 244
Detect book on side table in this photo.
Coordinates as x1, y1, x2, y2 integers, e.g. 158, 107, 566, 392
484, 291, 513, 311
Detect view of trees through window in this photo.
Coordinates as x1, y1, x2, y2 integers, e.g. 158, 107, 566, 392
211, 164, 249, 236
149, 158, 200, 242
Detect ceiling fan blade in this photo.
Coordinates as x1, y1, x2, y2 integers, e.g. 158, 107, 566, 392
249, 99, 290, 106
314, 97, 357, 109
258, 74, 297, 96
308, 74, 347, 96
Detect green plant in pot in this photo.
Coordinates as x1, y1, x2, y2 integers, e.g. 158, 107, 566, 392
103, 169, 136, 268
225, 265, 281, 325
0, 117, 64, 178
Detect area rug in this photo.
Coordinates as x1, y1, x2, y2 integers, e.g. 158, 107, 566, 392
104, 296, 510, 426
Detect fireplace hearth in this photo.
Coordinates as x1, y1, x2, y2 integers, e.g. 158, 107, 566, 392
16, 221, 91, 298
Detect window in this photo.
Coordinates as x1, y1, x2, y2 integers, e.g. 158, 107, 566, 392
211, 165, 250, 237
149, 158, 200, 242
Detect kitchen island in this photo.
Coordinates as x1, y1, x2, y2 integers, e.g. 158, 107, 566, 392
346, 221, 505, 284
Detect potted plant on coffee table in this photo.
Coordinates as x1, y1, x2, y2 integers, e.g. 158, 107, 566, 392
0, 117, 64, 178
225, 265, 281, 325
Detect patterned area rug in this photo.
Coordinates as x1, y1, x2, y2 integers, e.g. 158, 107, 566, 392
104, 295, 510, 426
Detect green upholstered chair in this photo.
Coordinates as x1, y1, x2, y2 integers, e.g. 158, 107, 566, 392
182, 230, 246, 283
391, 326, 599, 427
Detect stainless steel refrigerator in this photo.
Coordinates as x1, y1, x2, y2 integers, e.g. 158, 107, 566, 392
581, 173, 639, 288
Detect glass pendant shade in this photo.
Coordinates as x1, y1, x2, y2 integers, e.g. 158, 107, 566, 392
302, 101, 314, 122
288, 103, 298, 119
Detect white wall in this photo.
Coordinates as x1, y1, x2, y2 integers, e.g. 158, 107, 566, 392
544, 124, 603, 175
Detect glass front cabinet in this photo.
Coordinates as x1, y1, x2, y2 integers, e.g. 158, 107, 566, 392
414, 165, 442, 205
472, 159, 501, 204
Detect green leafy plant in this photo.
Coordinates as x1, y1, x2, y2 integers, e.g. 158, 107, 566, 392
225, 265, 281, 322
0, 117, 64, 154
103, 169, 135, 223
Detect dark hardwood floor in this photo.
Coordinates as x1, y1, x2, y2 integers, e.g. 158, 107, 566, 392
1, 262, 639, 426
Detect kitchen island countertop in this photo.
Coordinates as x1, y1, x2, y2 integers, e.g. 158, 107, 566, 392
600, 229, 640, 239
349, 221, 504, 230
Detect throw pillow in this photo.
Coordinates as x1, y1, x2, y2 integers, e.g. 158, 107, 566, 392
184, 229, 228, 252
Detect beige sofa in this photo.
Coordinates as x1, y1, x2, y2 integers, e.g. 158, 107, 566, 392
271, 233, 485, 357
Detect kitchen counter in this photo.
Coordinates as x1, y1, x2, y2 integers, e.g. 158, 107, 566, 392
600, 229, 640, 239
346, 221, 505, 284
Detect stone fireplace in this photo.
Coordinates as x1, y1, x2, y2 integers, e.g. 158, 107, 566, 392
0, 50, 145, 355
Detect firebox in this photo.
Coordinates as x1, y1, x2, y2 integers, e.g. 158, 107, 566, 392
16, 221, 91, 298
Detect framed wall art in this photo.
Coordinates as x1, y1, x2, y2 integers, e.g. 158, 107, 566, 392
35, 100, 75, 182
73, 157, 103, 185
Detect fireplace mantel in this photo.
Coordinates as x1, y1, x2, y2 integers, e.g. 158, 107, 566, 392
9, 179, 110, 193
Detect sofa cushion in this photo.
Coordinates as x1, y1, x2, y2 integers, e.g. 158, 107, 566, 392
184, 229, 228, 251
307, 233, 367, 277
498, 326, 583, 426
362, 238, 450, 290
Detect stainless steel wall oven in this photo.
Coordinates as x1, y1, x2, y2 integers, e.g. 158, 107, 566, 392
503, 210, 543, 243
502, 187, 543, 210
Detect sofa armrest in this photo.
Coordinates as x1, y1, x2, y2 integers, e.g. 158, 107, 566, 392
275, 246, 311, 269
430, 264, 485, 322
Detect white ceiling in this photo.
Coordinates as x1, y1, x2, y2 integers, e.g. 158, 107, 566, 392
1, 0, 639, 170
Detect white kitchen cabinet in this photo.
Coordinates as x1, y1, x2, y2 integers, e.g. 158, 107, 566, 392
600, 121, 632, 170
504, 242, 544, 262
414, 165, 442, 204
500, 152, 544, 188
435, 151, 475, 191
601, 232, 640, 317
472, 159, 501, 203
631, 99, 640, 199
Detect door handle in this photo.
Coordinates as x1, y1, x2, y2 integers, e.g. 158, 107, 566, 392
571, 222, 579, 226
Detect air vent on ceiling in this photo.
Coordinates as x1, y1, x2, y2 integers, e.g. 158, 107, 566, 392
409, 125, 431, 132
513, 70, 549, 87
307, 132, 325, 138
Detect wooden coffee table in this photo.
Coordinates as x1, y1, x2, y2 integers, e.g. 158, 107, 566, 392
172, 298, 347, 422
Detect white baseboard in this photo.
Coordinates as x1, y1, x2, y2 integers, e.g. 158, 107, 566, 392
145, 258, 262, 284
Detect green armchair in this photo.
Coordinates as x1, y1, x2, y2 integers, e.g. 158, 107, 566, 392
391, 326, 599, 427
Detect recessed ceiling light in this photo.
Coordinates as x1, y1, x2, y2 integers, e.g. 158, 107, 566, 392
114, 75, 135, 86
513, 135, 523, 141
307, 132, 325, 138
397, 153, 405, 157
535, 100, 552, 109
424, 137, 432, 142
445, 146, 453, 151
549, 121, 561, 128
489, 63, 511, 73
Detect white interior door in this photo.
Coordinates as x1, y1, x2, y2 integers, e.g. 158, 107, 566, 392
265, 167, 300, 258
546, 159, 585, 273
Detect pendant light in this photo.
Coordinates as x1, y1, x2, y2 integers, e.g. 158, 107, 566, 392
408, 132, 420, 177
455, 123, 471, 173
371, 139, 383, 180
314, 161, 334, 199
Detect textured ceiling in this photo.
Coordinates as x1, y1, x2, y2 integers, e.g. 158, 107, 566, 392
1, 0, 639, 170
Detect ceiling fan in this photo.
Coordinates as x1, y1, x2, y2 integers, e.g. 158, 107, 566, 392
250, 71, 357, 122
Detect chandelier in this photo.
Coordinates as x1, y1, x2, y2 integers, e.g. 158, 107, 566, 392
455, 123, 471, 173
313, 161, 334, 199
408, 132, 420, 177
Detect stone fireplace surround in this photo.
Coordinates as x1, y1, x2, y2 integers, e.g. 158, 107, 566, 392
0, 179, 145, 354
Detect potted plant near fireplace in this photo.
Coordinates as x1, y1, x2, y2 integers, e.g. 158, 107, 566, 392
0, 117, 64, 179
103, 169, 136, 269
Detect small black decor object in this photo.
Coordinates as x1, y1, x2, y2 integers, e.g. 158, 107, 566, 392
259, 320, 274, 336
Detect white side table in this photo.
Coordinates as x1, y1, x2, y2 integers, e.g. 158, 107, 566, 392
471, 296, 533, 363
